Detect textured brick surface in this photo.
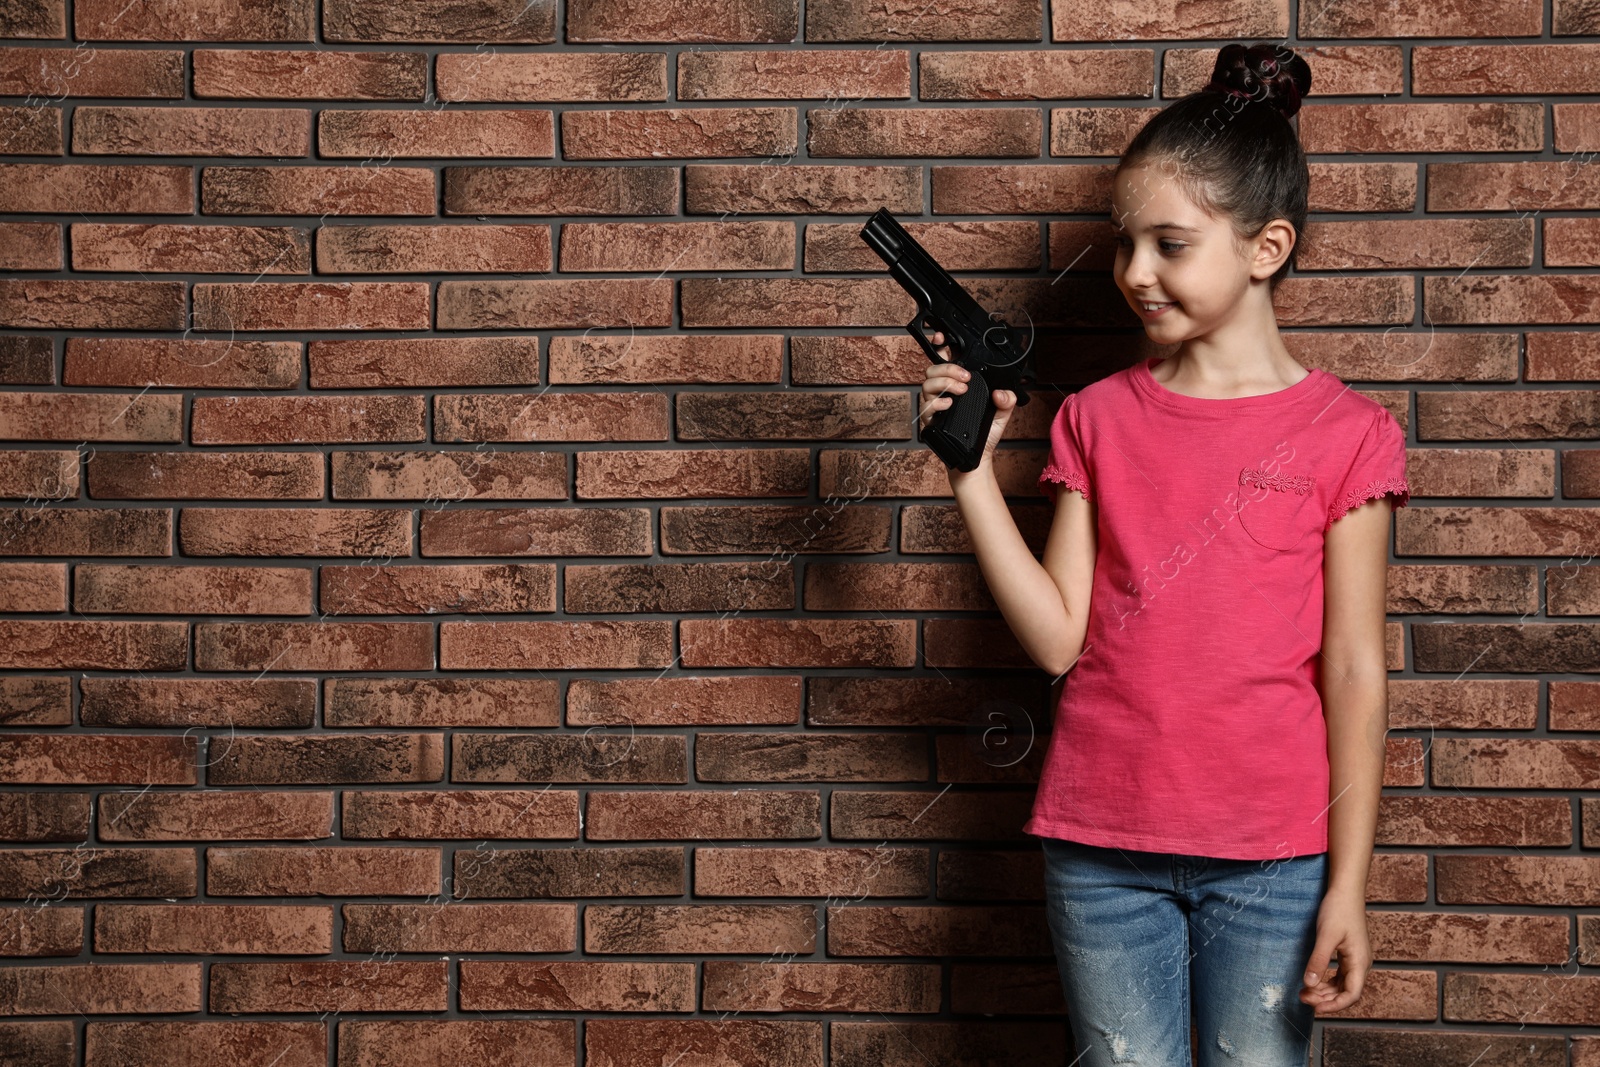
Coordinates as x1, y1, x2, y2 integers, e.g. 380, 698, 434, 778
0, 3, 1595, 1064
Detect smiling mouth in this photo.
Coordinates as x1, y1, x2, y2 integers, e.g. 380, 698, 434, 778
1137, 301, 1176, 316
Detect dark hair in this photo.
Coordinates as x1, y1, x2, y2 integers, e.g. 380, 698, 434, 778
1116, 42, 1313, 287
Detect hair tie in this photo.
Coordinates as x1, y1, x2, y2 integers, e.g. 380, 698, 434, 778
1204, 80, 1257, 105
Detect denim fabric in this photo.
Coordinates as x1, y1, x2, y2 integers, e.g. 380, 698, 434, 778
1040, 835, 1328, 1067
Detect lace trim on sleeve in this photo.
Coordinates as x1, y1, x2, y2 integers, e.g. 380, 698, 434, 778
1039, 463, 1091, 503
1326, 478, 1410, 528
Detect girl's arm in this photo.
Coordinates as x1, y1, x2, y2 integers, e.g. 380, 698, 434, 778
1300, 494, 1392, 1012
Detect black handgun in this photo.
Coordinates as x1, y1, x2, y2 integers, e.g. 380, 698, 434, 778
859, 207, 1036, 472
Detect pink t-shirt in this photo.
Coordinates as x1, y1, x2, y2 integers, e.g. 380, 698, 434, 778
1023, 356, 1411, 861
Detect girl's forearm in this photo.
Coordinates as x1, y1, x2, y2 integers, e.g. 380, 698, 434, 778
1322, 669, 1388, 896
949, 462, 1079, 674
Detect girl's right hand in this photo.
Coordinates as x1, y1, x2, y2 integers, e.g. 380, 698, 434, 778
917, 331, 1017, 468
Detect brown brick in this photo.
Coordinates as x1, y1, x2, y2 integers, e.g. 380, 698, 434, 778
342, 902, 575, 954
439, 620, 673, 671
84, 1021, 325, 1067
810, 220, 1036, 272
97, 790, 333, 841
193, 281, 429, 332
1428, 275, 1600, 324
433, 390, 669, 442
1427, 161, 1600, 211
74, 564, 312, 614
328, 447, 566, 502
680, 49, 907, 99
1300, 0, 1540, 36
452, 733, 686, 784
1301, 218, 1533, 270
209, 960, 446, 1013
206, 846, 440, 897
1402, 448, 1552, 501
563, 107, 796, 159
936, 850, 1045, 901
445, 164, 677, 216
1439, 855, 1600, 906
826, 904, 1049, 956
562, 220, 791, 272
437, 278, 672, 330
1434, 737, 1600, 788
1387, 564, 1540, 615
564, 563, 795, 615
696, 733, 927, 782
586, 1020, 821, 1067
318, 224, 551, 273
0, 105, 62, 154
803, 562, 995, 611
323, 0, 554, 43
64, 337, 300, 389
76, 0, 313, 41
451, 845, 684, 898
0, 792, 88, 842
833, 790, 1034, 839
584, 903, 815, 954
810, 107, 1039, 158
585, 789, 820, 839
87, 453, 320, 502
0, 0, 64, 37
80, 677, 315, 728
71, 106, 309, 156
1053, 0, 1284, 39
342, 789, 579, 839
320, 109, 552, 158
1323, 1028, 1562, 1065
0, 677, 71, 727
921, 48, 1148, 100
70, 222, 309, 274
548, 333, 783, 384
205, 734, 444, 785
1555, 682, 1600, 731
337, 1019, 574, 1067
685, 163, 920, 214
320, 562, 555, 614
1416, 389, 1600, 439
0, 47, 182, 97
567, 0, 794, 42
0, 163, 190, 213
1048, 105, 1155, 156
192, 395, 426, 445
193, 48, 425, 100
0, 562, 67, 613
460, 960, 694, 1011
1163, 45, 1402, 97
1399, 508, 1599, 559
0, 734, 195, 784
1303, 103, 1542, 154
323, 677, 561, 728
693, 847, 927, 897
0, 448, 79, 501
422, 508, 659, 559
1415, 44, 1600, 94
677, 276, 906, 327
0, 505, 172, 556
93, 904, 333, 954
702, 961, 939, 1013
1377, 795, 1571, 847
833, 1020, 1080, 1065
659, 504, 892, 556
0, 337, 54, 385
178, 507, 413, 557
311, 336, 539, 387
0, 905, 83, 956
680, 618, 916, 668
0, 280, 184, 331
0, 963, 201, 1014
202, 164, 435, 215
192, 620, 432, 671
0, 223, 61, 270
576, 447, 806, 499
566, 674, 802, 727
437, 52, 666, 102
0, 848, 197, 899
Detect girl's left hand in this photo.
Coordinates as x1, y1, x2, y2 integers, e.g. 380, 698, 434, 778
1299, 886, 1371, 1013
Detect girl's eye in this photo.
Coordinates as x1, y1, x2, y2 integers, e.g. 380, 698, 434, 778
1111, 235, 1185, 254
1160, 241, 1185, 253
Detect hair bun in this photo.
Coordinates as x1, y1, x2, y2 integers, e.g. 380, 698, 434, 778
1203, 42, 1312, 121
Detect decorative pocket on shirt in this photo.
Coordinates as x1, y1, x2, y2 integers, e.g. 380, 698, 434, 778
1236, 466, 1316, 551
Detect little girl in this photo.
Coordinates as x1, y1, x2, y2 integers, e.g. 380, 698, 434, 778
920, 42, 1407, 1067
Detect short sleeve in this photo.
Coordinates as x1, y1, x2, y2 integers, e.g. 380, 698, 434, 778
1326, 408, 1410, 528
1038, 392, 1091, 504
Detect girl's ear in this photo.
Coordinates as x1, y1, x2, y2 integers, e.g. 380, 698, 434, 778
1251, 217, 1297, 281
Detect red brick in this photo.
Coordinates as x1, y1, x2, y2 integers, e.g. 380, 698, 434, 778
319, 109, 552, 158
93, 904, 333, 954
418, 504, 653, 557
0, 47, 182, 97
97, 790, 332, 841
206, 847, 441, 897
70, 222, 310, 274
71, 106, 309, 155
310, 336, 539, 387
437, 52, 666, 102
452, 733, 686, 784
585, 1019, 821, 1067
0, 163, 190, 213
208, 960, 446, 1013
436, 279, 672, 329
451, 845, 684, 898
323, 0, 554, 43
337, 1019, 573, 1067
685, 163, 920, 214
192, 281, 429, 331
317, 224, 551, 273
693, 847, 927, 897
0, 904, 83, 956
586, 786, 814, 841
1304, 0, 1541, 36
0, 105, 63, 154
567, 0, 795, 42
80, 677, 315, 728
567, 675, 800, 725
701, 961, 939, 1013
0, 222, 61, 270
460, 960, 695, 1011
0, 562, 67, 613
810, 107, 1039, 158
195, 620, 438, 671
201, 165, 435, 215
204, 734, 444, 785
562, 107, 796, 159
1052, 0, 1286, 40
177, 506, 412, 557
440, 620, 673, 671
65, 337, 301, 388
0, 847, 197, 897
0, 734, 195, 784
75, 0, 314, 41
342, 902, 575, 954
193, 48, 425, 100
323, 677, 560, 728
84, 1021, 325, 1067
74, 564, 313, 613
679, 49, 908, 100
0, 963, 201, 1014
0, 280, 185, 331
0, 791, 87, 841
191, 395, 426, 445
584, 904, 815, 954
342, 789, 579, 838
445, 165, 677, 215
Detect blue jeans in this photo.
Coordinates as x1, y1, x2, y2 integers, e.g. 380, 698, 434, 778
1040, 836, 1329, 1067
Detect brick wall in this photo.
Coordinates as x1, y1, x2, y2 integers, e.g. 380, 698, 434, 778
2, 0, 1599, 1064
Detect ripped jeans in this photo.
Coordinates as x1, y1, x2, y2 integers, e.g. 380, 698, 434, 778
1040, 836, 1328, 1067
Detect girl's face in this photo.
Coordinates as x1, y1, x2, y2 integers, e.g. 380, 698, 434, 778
1109, 159, 1266, 340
